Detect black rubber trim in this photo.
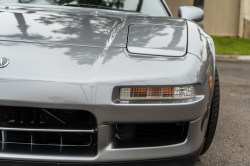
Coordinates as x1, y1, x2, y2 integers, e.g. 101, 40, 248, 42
0, 141, 205, 166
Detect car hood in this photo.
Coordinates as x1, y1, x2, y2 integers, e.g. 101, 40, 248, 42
0, 5, 187, 50
0, 5, 199, 106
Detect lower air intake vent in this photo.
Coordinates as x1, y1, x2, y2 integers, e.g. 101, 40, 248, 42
115, 123, 188, 148
0, 106, 97, 157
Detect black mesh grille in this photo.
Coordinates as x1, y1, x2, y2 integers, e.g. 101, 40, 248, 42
135, 123, 186, 139
0, 106, 97, 157
0, 107, 94, 128
115, 123, 188, 148
116, 123, 188, 140
40, 109, 92, 125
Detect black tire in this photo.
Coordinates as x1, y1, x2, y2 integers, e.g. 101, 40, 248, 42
200, 67, 220, 155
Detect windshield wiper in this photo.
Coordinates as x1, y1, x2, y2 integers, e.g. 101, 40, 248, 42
63, 3, 140, 13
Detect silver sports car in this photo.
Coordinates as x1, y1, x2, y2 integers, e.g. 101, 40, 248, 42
0, 0, 220, 165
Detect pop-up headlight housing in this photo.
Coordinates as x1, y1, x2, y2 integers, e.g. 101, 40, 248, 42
127, 23, 187, 56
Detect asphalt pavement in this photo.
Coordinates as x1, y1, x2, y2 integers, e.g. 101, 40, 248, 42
194, 60, 250, 166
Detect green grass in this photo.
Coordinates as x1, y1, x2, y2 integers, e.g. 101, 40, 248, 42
212, 36, 250, 55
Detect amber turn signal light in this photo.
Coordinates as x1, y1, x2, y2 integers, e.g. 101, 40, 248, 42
209, 76, 213, 89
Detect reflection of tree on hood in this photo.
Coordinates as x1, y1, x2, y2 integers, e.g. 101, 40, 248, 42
34, 13, 121, 65
14, 13, 29, 36
1, 0, 171, 65
34, 12, 170, 65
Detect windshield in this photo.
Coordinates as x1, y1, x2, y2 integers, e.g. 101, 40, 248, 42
0, 0, 168, 16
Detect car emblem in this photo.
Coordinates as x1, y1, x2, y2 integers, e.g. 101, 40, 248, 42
0, 57, 9, 68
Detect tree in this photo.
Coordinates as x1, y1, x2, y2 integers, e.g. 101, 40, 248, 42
194, 0, 204, 9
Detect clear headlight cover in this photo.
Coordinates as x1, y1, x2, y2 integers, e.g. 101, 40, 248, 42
120, 85, 195, 100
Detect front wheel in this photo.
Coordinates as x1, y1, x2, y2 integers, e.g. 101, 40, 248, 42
200, 67, 220, 155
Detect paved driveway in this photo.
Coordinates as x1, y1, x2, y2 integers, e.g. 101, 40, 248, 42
195, 60, 250, 166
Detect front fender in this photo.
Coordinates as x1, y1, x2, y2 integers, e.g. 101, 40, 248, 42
186, 21, 215, 106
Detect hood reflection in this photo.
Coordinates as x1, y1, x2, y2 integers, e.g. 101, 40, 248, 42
0, 12, 121, 47
0, 7, 187, 64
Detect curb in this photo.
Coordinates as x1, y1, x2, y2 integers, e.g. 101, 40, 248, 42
216, 55, 250, 62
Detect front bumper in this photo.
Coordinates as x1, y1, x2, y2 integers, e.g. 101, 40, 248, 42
0, 79, 210, 163
0, 140, 204, 166
0, 82, 210, 163
0, 114, 208, 163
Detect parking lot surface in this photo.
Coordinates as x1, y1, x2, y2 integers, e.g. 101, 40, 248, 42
195, 60, 250, 166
